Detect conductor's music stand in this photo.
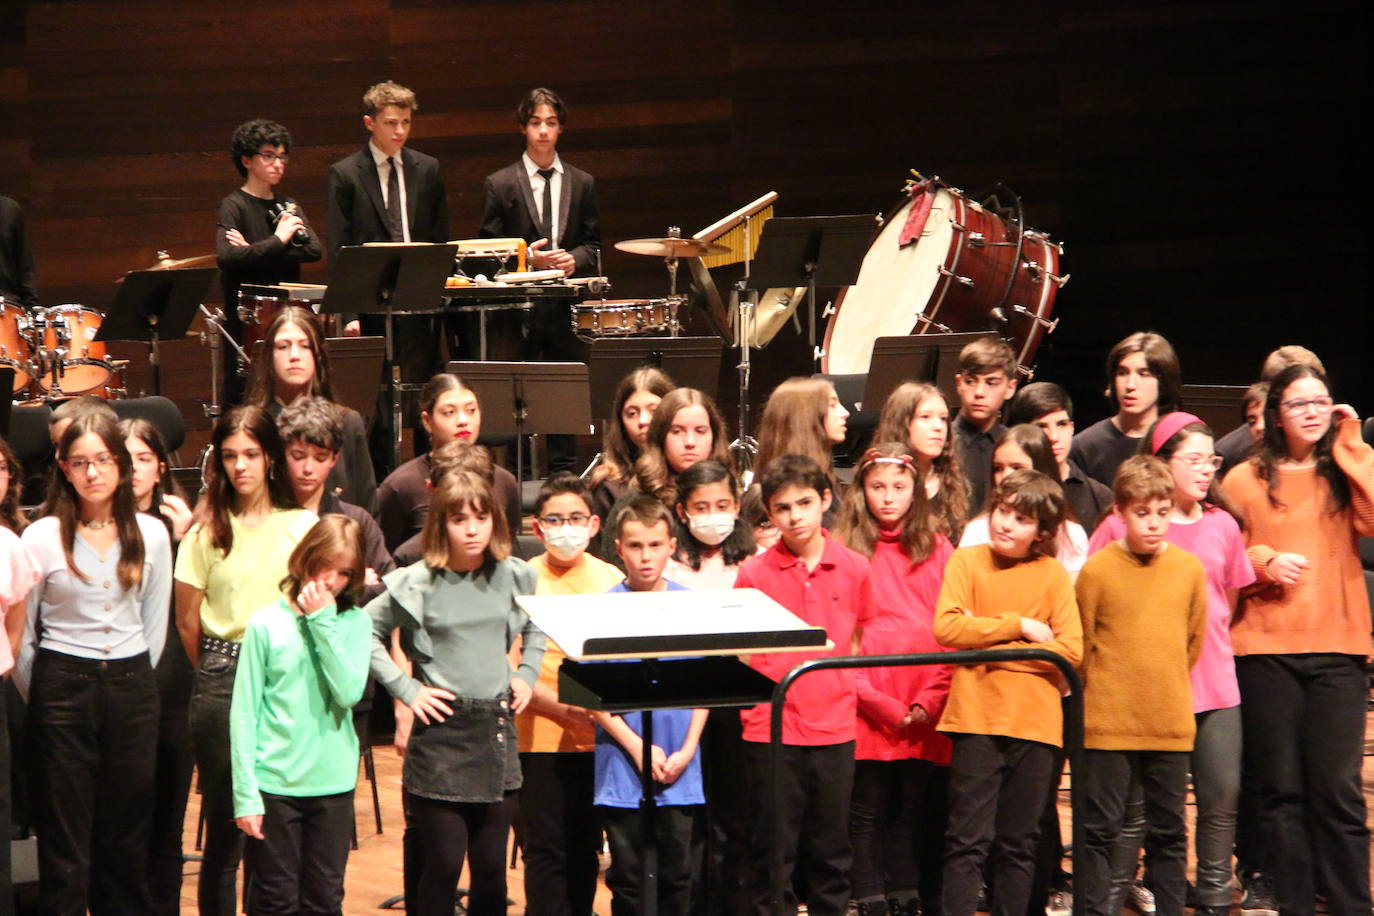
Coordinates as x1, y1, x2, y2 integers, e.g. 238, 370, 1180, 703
519, 587, 830, 916
861, 331, 997, 412
320, 244, 456, 464
446, 360, 591, 486
97, 267, 217, 397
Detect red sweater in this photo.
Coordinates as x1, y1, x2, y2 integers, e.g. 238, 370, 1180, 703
855, 531, 955, 763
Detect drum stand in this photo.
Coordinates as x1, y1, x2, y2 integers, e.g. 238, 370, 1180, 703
727, 212, 762, 477
198, 304, 250, 423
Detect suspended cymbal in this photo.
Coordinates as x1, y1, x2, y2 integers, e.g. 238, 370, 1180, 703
614, 237, 730, 258
145, 252, 217, 270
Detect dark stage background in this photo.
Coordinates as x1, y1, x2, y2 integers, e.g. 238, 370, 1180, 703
1, 0, 1368, 450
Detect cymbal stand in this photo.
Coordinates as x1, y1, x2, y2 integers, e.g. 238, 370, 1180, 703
663, 226, 682, 296
198, 304, 250, 423
728, 213, 760, 478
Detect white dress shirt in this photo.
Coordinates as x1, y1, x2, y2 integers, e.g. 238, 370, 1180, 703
369, 140, 410, 243
523, 152, 564, 245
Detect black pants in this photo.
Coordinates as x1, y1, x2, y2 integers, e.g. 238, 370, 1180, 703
1078, 749, 1189, 916
1025, 729, 1069, 916
405, 790, 515, 916
28, 649, 158, 916
699, 707, 751, 916
518, 752, 600, 916
189, 650, 242, 916
743, 741, 855, 916
941, 734, 1055, 916
850, 758, 948, 907
0, 673, 12, 916
601, 804, 702, 916
244, 791, 354, 915
149, 638, 195, 916
1237, 653, 1372, 915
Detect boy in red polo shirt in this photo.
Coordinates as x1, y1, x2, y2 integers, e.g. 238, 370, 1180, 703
735, 454, 874, 916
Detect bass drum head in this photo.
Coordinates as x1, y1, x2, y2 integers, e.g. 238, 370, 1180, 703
822, 188, 957, 375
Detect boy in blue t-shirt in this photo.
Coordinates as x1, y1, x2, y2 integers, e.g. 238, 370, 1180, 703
594, 495, 707, 916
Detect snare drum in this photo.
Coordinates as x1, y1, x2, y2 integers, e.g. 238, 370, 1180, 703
0, 298, 33, 393
572, 297, 683, 339
822, 182, 1066, 376
36, 305, 114, 395
238, 292, 293, 352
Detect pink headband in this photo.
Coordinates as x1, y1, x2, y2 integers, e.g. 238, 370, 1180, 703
1151, 411, 1203, 454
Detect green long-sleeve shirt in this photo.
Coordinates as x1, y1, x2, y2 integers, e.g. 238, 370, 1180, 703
230, 598, 373, 818
366, 558, 546, 707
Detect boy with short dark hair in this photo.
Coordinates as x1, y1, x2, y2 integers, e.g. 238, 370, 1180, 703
734, 454, 874, 916
593, 494, 706, 916
1074, 455, 1207, 916
519, 472, 623, 916
953, 336, 1018, 514
1005, 381, 1114, 530
1215, 345, 1326, 476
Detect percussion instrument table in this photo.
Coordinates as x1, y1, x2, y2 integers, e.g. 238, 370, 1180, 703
441, 283, 577, 359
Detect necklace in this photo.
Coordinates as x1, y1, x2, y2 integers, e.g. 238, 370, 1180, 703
81, 518, 114, 530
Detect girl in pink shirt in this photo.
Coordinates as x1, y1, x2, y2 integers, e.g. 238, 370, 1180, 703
835, 443, 954, 916
1087, 412, 1252, 915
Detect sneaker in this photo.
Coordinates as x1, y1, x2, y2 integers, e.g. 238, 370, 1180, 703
1124, 880, 1156, 914
1193, 906, 1232, 916
1045, 888, 1072, 916
1239, 871, 1278, 916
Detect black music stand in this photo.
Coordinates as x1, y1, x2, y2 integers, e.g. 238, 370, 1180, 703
1182, 384, 1248, 435
446, 360, 591, 486
587, 337, 723, 415
97, 267, 217, 397
320, 244, 456, 464
746, 215, 873, 370
861, 331, 997, 412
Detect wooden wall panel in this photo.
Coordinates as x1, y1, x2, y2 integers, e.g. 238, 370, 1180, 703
2, 0, 1367, 450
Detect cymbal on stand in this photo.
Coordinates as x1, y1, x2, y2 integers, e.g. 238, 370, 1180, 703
614, 237, 730, 258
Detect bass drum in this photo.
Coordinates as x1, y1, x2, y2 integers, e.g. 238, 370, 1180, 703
822, 184, 1065, 376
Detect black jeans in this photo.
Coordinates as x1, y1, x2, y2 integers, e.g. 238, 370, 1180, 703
405, 790, 516, 916
743, 741, 855, 916
1078, 749, 1189, 916
941, 734, 1056, 916
518, 752, 600, 916
149, 635, 195, 916
850, 758, 949, 904
0, 674, 12, 916
601, 804, 702, 916
28, 649, 158, 916
1237, 653, 1372, 916
189, 649, 242, 916
699, 707, 750, 916
244, 791, 354, 915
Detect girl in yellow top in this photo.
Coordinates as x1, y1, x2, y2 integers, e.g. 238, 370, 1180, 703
932, 469, 1081, 916
174, 405, 316, 916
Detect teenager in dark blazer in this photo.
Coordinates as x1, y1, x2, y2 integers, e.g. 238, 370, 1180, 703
478, 87, 601, 473
0, 194, 38, 309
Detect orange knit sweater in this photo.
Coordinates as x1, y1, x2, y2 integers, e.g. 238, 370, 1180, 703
1222, 418, 1374, 658
933, 545, 1083, 748
1075, 542, 1208, 751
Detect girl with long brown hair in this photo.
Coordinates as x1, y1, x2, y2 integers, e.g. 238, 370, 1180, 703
16, 413, 173, 914
244, 305, 376, 508
632, 387, 733, 505
0, 435, 27, 533
834, 442, 954, 916
173, 405, 316, 916
876, 381, 970, 540
589, 366, 675, 522
366, 471, 546, 916
752, 376, 849, 482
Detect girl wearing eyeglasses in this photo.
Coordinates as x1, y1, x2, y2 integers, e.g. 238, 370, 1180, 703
1085, 413, 1254, 915
174, 406, 317, 916
1221, 363, 1373, 914
14, 413, 173, 914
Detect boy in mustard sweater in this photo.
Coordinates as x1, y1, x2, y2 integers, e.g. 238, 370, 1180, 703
1074, 455, 1207, 916
933, 469, 1082, 916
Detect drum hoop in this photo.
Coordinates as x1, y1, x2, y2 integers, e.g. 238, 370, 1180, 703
922, 190, 970, 326
48, 304, 99, 316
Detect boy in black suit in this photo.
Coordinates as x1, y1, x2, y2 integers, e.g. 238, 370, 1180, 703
478, 87, 601, 472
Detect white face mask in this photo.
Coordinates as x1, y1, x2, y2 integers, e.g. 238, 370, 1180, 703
543, 524, 591, 560
687, 512, 736, 546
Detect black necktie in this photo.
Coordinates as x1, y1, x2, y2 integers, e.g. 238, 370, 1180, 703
386, 156, 403, 241
537, 167, 556, 242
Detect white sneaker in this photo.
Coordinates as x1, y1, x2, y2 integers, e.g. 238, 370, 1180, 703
1124, 880, 1156, 914
1045, 888, 1072, 916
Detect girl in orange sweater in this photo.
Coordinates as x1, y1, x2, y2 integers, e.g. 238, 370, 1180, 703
1222, 363, 1374, 915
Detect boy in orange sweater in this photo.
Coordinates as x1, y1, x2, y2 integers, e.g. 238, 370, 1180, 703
932, 469, 1082, 916
1074, 455, 1207, 916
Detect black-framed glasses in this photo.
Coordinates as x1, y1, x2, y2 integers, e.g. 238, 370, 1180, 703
256, 151, 290, 165
538, 513, 592, 528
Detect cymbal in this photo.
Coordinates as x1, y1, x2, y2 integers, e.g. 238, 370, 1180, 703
614, 237, 730, 258
146, 253, 217, 270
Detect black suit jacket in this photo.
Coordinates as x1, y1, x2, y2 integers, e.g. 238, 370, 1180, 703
0, 195, 38, 308
326, 146, 450, 259
478, 160, 600, 276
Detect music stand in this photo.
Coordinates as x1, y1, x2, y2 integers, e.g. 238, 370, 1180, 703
320, 244, 456, 464
861, 331, 997, 412
519, 587, 830, 916
446, 360, 591, 486
97, 267, 217, 397
746, 215, 873, 371
1182, 384, 1248, 435
587, 337, 723, 416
